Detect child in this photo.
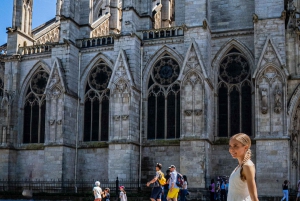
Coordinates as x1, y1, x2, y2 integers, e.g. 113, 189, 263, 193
119, 186, 127, 201
102, 188, 110, 201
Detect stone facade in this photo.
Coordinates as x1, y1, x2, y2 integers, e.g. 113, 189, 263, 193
0, 0, 299, 198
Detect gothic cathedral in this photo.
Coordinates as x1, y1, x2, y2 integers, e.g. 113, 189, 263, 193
0, 0, 299, 197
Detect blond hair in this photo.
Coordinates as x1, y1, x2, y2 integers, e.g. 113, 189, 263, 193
231, 133, 252, 181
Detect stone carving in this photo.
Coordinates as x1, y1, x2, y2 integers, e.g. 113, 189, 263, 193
122, 115, 129, 120
36, 26, 60, 44
263, 45, 276, 63
116, 81, 128, 93
261, 88, 268, 114
49, 120, 55, 125
56, 119, 62, 125
184, 110, 193, 116
92, 19, 109, 37
253, 14, 258, 23
113, 115, 121, 121
274, 86, 282, 113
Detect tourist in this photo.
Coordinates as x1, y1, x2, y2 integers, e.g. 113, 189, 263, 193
180, 175, 188, 201
147, 163, 164, 201
167, 165, 180, 201
119, 186, 127, 201
227, 133, 259, 201
162, 169, 171, 201
209, 179, 215, 201
102, 188, 110, 201
281, 180, 289, 201
220, 179, 226, 201
93, 181, 102, 201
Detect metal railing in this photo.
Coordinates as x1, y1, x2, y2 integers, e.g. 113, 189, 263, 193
0, 178, 140, 194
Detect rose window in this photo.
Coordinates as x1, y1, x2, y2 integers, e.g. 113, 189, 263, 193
88, 64, 112, 91
152, 57, 180, 85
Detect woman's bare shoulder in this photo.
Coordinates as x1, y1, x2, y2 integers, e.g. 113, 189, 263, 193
244, 160, 255, 167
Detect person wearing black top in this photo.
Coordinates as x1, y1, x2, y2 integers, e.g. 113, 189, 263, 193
162, 169, 170, 201
281, 180, 289, 201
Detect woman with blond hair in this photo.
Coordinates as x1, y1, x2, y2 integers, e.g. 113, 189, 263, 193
228, 133, 259, 201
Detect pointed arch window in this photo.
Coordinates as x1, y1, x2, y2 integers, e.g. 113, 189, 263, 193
23, 68, 49, 143
147, 54, 180, 139
84, 61, 112, 141
218, 49, 252, 137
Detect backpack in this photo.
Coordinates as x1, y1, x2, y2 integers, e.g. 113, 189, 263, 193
157, 171, 166, 186
176, 172, 184, 188
209, 185, 212, 190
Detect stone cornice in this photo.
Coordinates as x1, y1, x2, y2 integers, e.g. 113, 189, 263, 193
79, 46, 114, 53
142, 36, 184, 46
108, 139, 140, 146
20, 53, 51, 61
211, 29, 254, 38
0, 54, 21, 62
254, 136, 290, 140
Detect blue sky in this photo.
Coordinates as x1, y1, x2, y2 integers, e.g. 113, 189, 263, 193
0, 0, 56, 45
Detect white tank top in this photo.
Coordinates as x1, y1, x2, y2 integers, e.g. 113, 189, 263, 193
227, 160, 254, 201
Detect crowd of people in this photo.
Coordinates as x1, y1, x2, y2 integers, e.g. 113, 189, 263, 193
209, 177, 229, 201
92, 133, 300, 201
146, 163, 188, 201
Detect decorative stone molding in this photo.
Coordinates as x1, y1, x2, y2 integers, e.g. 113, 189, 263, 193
49, 120, 55, 125
76, 35, 114, 48
0, 54, 21, 62
113, 115, 129, 121
113, 115, 121, 121
122, 115, 129, 120
184, 110, 193, 116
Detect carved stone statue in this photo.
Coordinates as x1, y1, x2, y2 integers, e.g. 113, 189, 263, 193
274, 86, 282, 113
261, 88, 268, 114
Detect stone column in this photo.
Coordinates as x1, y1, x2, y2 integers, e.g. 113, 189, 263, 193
180, 140, 208, 188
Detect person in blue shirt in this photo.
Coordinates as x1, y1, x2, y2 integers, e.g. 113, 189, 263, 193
220, 180, 226, 201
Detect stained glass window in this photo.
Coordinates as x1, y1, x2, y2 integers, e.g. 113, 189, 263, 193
218, 50, 252, 137
147, 54, 180, 139
84, 61, 111, 141
23, 68, 48, 143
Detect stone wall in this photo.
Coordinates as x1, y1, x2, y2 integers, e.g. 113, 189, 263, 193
108, 143, 140, 180
209, 0, 254, 31
180, 140, 208, 188
256, 140, 289, 196
16, 149, 46, 180
77, 147, 109, 181
142, 145, 180, 181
